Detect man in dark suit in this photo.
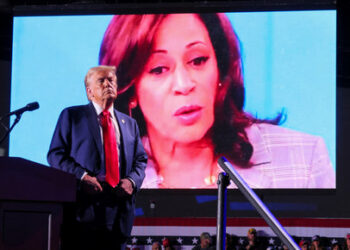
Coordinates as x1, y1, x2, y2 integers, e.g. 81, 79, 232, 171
47, 65, 147, 250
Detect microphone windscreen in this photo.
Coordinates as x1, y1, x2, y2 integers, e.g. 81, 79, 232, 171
27, 102, 39, 111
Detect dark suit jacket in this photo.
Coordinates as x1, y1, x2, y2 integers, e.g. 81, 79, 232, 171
47, 102, 147, 236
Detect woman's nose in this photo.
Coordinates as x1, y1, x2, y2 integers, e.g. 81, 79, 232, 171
172, 67, 195, 95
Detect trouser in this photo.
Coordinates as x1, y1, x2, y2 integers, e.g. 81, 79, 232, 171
60, 221, 128, 250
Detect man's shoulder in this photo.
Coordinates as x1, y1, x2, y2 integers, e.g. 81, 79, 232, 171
251, 123, 321, 142
63, 104, 90, 112
59, 104, 90, 115
55, 104, 92, 124
114, 109, 137, 123
191, 245, 201, 250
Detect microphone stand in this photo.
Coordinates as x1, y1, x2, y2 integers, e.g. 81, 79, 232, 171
217, 157, 300, 250
0, 114, 22, 145
216, 172, 230, 250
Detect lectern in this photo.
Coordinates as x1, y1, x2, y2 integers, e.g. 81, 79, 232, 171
0, 157, 76, 250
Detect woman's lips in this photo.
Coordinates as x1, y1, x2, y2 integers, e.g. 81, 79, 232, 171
174, 105, 202, 125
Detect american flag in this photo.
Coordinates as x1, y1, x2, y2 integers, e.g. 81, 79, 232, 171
127, 217, 350, 249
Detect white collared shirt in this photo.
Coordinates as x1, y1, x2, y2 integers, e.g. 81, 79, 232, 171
92, 101, 121, 148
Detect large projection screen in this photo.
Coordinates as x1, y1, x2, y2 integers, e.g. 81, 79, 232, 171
10, 10, 336, 189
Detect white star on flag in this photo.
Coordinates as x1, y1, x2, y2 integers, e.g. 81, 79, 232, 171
146, 237, 153, 244
239, 238, 245, 245
131, 237, 138, 244
177, 237, 183, 244
331, 239, 338, 244
269, 238, 275, 244
192, 238, 199, 245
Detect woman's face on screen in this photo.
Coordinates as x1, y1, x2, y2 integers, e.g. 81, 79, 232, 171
135, 14, 219, 143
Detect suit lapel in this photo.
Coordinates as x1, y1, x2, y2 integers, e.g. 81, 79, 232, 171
114, 110, 128, 168
85, 103, 104, 165
245, 123, 271, 166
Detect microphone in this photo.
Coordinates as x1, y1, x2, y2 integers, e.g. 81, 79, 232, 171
6, 102, 40, 117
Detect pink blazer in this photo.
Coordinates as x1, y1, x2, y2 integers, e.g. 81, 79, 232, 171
233, 123, 335, 188
142, 123, 335, 189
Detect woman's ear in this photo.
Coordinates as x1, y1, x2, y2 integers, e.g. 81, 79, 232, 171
128, 96, 138, 117
129, 96, 138, 109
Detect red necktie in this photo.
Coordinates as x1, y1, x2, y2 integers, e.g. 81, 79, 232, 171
100, 110, 119, 187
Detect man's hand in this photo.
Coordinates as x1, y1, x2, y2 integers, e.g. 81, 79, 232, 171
81, 174, 103, 194
115, 178, 134, 196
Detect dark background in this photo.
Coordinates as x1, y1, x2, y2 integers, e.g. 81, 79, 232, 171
0, 0, 349, 219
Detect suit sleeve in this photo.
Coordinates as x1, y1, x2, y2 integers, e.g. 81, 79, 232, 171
127, 120, 147, 192
308, 136, 336, 188
47, 109, 86, 179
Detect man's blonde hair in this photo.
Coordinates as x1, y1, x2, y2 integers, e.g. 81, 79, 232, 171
84, 65, 117, 87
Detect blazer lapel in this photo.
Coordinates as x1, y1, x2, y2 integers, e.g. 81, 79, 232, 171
85, 103, 104, 165
245, 124, 272, 166
114, 110, 129, 168
239, 123, 273, 187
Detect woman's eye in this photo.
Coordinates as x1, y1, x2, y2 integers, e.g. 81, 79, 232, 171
149, 66, 168, 75
190, 56, 209, 66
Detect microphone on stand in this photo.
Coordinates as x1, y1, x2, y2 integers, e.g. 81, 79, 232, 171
6, 102, 39, 117
0, 102, 40, 145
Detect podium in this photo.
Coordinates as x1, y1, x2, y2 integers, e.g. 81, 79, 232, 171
0, 157, 76, 250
